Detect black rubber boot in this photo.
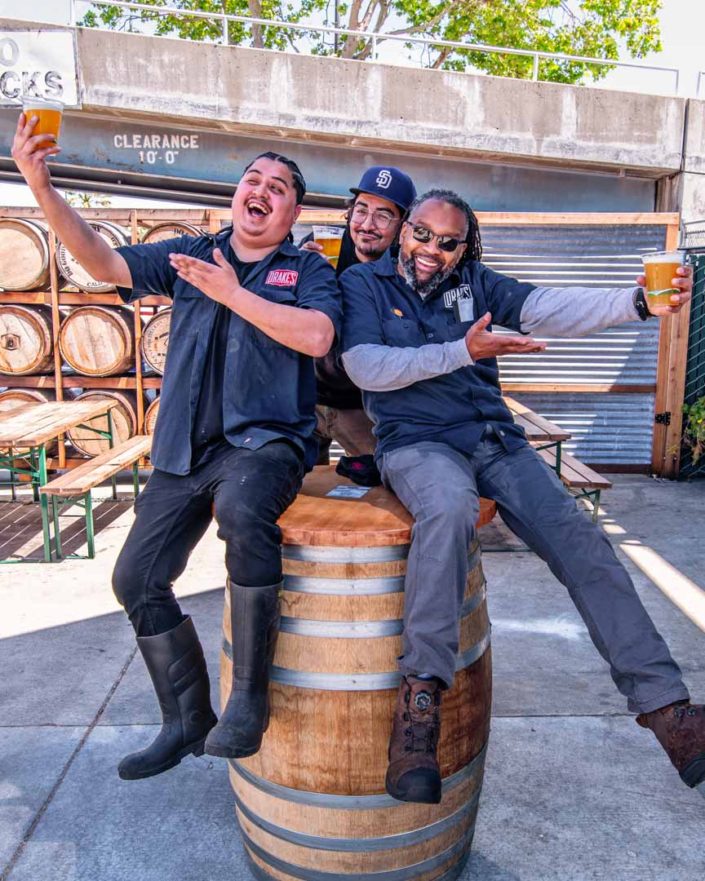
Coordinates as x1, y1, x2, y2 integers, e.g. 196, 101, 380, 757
204, 580, 281, 759
118, 616, 217, 781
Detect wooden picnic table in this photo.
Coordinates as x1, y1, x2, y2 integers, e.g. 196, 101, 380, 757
503, 395, 571, 443
0, 399, 119, 562
503, 394, 571, 472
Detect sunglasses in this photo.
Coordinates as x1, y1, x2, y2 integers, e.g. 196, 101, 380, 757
406, 223, 463, 253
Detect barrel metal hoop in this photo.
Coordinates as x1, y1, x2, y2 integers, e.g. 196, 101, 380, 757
271, 666, 400, 690
241, 824, 474, 881
245, 849, 471, 881
230, 746, 486, 810
282, 544, 410, 564
234, 785, 480, 852
454, 631, 491, 672
283, 575, 405, 596
280, 617, 404, 638
282, 543, 480, 568
278, 586, 486, 639
222, 627, 489, 689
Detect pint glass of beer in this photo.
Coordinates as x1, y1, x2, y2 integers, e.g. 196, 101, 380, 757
642, 250, 685, 307
22, 97, 64, 145
312, 226, 344, 269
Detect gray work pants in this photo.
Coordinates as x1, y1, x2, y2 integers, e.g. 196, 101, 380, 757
380, 436, 688, 714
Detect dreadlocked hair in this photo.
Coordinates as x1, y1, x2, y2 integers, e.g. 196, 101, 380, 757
242, 151, 307, 205
406, 189, 482, 265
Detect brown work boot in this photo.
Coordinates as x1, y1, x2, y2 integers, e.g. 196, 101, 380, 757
637, 701, 705, 794
385, 675, 442, 804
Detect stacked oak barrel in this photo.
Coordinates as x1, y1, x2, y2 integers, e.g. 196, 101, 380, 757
0, 216, 200, 460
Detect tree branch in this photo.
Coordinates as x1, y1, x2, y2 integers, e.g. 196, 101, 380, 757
247, 0, 264, 48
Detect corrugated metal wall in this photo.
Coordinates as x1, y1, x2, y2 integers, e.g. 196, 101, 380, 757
481, 224, 670, 467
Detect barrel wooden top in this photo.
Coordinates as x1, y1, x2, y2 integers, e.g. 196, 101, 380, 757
0, 400, 119, 447
278, 466, 496, 548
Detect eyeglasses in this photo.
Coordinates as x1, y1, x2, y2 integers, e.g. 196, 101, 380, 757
406, 223, 463, 253
350, 204, 399, 231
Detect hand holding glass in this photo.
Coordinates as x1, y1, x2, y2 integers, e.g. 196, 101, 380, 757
22, 97, 63, 145
642, 251, 685, 307
312, 226, 344, 268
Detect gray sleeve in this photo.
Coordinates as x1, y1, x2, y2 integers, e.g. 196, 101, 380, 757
342, 339, 473, 392
520, 286, 640, 337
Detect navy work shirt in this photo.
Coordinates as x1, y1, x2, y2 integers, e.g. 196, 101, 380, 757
340, 249, 536, 460
117, 227, 342, 475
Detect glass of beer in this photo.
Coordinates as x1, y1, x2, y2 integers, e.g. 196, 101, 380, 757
22, 97, 64, 145
642, 250, 685, 307
312, 226, 344, 268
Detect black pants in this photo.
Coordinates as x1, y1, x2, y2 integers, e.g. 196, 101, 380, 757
112, 441, 304, 637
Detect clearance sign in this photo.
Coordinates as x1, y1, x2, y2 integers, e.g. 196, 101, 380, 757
0, 30, 79, 106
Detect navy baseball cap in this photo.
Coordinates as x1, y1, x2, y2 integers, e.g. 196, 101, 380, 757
350, 166, 416, 212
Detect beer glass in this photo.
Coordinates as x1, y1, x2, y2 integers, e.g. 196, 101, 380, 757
22, 97, 64, 145
642, 250, 685, 307
312, 226, 344, 269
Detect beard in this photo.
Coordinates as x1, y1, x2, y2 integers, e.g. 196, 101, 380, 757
399, 253, 455, 298
353, 233, 388, 261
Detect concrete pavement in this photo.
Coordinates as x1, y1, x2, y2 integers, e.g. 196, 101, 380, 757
0, 474, 703, 881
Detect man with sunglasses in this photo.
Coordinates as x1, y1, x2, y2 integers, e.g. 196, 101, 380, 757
341, 189, 703, 806
303, 166, 416, 464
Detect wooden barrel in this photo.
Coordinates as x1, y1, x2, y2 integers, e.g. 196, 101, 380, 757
0, 218, 51, 291
59, 306, 136, 376
141, 308, 171, 375
65, 390, 137, 456
56, 221, 128, 292
141, 221, 202, 243
144, 396, 160, 435
0, 304, 54, 375
223, 466, 496, 881
0, 388, 56, 454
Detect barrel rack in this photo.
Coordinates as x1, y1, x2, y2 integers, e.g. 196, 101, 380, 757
0, 206, 345, 471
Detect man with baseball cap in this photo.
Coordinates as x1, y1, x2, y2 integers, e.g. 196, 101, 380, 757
304, 165, 416, 465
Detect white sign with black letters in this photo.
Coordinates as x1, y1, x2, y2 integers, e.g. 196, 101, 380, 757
0, 30, 79, 107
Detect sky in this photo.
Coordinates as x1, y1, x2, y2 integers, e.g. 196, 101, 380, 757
1, 0, 703, 207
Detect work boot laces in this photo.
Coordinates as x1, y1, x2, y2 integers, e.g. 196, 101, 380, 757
402, 683, 440, 755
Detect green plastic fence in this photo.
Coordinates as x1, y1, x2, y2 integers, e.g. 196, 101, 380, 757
679, 251, 705, 479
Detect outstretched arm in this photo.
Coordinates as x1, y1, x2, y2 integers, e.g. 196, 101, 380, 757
169, 249, 335, 358
11, 112, 131, 288
344, 313, 545, 392
520, 268, 693, 337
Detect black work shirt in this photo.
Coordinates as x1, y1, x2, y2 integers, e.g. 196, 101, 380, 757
117, 227, 342, 475
340, 249, 536, 460
190, 250, 256, 468
300, 227, 363, 409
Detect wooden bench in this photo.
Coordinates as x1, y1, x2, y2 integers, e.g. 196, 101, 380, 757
503, 395, 571, 472
41, 435, 152, 559
536, 447, 612, 522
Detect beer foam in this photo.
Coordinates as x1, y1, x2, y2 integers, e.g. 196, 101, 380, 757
643, 251, 683, 264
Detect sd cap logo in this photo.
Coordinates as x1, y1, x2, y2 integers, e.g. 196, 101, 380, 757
376, 169, 392, 189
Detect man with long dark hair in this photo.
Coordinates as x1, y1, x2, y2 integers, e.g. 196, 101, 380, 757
341, 189, 703, 805
303, 166, 415, 464
12, 115, 341, 780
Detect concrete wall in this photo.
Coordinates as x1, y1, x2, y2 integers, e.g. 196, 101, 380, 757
76, 28, 686, 178
2, 18, 705, 218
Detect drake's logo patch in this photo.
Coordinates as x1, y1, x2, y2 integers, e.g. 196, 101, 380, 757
266, 269, 298, 287
443, 284, 473, 309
